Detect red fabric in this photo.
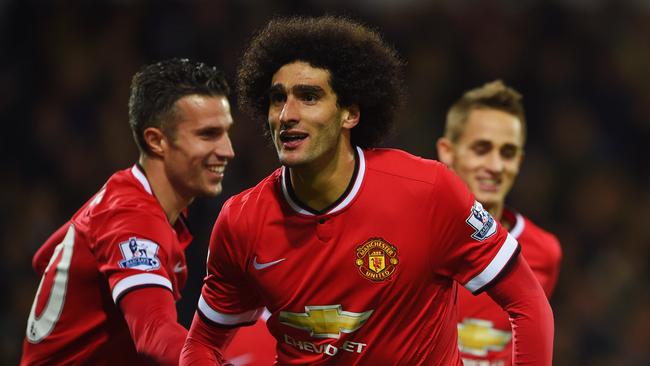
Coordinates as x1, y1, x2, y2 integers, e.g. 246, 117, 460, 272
21, 166, 192, 366
180, 313, 237, 366
198, 148, 515, 364
223, 317, 276, 365
458, 209, 562, 365
486, 256, 554, 365
120, 287, 188, 366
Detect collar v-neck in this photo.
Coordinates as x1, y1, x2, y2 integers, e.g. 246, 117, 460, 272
281, 146, 366, 216
131, 164, 153, 195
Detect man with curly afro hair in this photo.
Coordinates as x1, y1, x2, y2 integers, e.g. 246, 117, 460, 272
182, 16, 553, 366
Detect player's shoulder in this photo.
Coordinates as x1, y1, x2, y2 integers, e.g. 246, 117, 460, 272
362, 147, 448, 185
509, 209, 561, 255
223, 168, 282, 213
99, 167, 161, 212
74, 166, 166, 228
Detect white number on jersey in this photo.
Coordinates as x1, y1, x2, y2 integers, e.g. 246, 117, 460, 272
26, 224, 75, 343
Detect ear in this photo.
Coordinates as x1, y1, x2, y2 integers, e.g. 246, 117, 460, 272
341, 104, 360, 130
436, 137, 455, 166
143, 127, 167, 157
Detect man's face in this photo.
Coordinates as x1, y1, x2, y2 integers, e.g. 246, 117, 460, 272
164, 94, 234, 199
267, 61, 353, 168
440, 108, 524, 209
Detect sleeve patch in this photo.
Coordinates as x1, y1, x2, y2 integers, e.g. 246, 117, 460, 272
118, 237, 161, 271
466, 201, 497, 241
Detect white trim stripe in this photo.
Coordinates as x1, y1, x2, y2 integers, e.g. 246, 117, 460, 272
509, 212, 525, 239
130, 165, 153, 195
464, 234, 519, 293
281, 166, 313, 216
329, 147, 366, 214
112, 273, 172, 302
198, 295, 264, 325
261, 308, 272, 321
280, 147, 366, 216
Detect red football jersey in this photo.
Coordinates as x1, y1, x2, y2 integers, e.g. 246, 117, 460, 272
199, 148, 520, 365
21, 165, 192, 365
223, 309, 277, 365
457, 209, 562, 366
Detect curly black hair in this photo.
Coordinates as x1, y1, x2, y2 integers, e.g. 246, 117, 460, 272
128, 58, 230, 154
236, 16, 405, 148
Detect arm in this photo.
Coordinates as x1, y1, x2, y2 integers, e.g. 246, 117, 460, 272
119, 287, 188, 366
180, 312, 238, 366
486, 256, 554, 365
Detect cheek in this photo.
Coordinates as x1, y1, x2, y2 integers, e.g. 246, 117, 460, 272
456, 157, 481, 173
504, 161, 521, 175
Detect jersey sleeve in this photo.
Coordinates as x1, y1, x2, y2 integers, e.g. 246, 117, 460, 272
120, 287, 188, 366
430, 165, 520, 294
198, 200, 264, 327
486, 256, 554, 364
89, 207, 178, 303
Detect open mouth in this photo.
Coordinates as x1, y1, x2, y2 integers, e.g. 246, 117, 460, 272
279, 131, 308, 145
206, 165, 225, 178
476, 177, 501, 192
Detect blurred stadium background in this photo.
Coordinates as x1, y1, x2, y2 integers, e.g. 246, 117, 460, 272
1, 0, 648, 365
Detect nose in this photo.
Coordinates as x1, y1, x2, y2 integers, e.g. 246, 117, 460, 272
484, 151, 504, 173
279, 96, 299, 123
216, 133, 235, 160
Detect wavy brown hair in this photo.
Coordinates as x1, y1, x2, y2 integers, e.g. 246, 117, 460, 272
237, 16, 405, 147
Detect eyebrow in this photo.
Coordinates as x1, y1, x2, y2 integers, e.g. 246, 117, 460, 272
293, 84, 325, 95
470, 139, 520, 147
268, 84, 326, 95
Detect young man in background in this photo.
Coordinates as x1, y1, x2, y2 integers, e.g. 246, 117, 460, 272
437, 80, 562, 366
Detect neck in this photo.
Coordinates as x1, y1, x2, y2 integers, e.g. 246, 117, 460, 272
138, 155, 192, 225
289, 142, 356, 212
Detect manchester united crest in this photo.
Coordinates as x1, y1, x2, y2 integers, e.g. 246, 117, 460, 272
355, 238, 399, 282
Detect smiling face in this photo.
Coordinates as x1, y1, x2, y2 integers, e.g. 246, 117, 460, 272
163, 94, 235, 199
267, 61, 358, 170
437, 108, 524, 212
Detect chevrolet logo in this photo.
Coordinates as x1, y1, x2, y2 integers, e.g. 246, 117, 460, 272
458, 318, 512, 356
279, 305, 373, 339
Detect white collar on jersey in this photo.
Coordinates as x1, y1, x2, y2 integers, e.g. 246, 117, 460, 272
131, 165, 153, 195
280, 146, 366, 216
509, 211, 525, 239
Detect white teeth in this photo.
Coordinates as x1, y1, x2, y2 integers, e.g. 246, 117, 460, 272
207, 166, 224, 173
478, 178, 499, 185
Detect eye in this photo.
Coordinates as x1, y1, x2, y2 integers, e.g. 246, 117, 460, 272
269, 91, 286, 105
470, 141, 492, 155
302, 93, 319, 103
197, 128, 223, 140
500, 145, 519, 159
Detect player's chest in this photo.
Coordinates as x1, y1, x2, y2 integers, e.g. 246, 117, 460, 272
246, 213, 436, 309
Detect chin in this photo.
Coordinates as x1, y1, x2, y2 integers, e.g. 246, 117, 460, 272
203, 185, 223, 197
278, 154, 305, 168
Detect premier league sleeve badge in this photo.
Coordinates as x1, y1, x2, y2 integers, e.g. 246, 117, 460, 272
118, 237, 161, 271
465, 201, 497, 241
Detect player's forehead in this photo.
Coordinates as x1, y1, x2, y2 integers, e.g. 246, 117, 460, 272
173, 94, 233, 130
270, 61, 333, 93
458, 108, 524, 146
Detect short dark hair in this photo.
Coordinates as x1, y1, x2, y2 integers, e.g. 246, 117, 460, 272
445, 80, 527, 144
237, 16, 405, 147
128, 58, 230, 154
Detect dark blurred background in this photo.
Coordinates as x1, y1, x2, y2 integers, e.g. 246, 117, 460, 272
1, 0, 648, 365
